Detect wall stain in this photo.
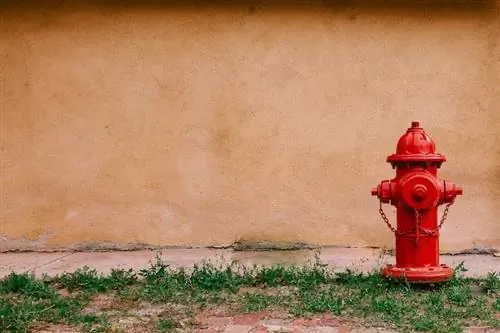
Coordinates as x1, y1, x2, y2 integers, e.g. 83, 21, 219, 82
211, 101, 254, 160
0, 232, 52, 252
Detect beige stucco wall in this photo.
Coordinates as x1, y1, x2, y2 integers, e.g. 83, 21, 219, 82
1, 0, 499, 252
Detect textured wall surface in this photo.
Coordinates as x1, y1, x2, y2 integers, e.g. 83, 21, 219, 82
1, 0, 499, 252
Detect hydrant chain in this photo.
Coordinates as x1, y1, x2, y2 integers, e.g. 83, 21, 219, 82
418, 202, 454, 237
379, 200, 422, 236
415, 209, 421, 245
378, 199, 397, 233
378, 199, 453, 236
438, 202, 453, 230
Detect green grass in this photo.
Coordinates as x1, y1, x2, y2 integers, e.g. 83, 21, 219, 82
0, 255, 498, 333
0, 272, 110, 333
156, 318, 177, 331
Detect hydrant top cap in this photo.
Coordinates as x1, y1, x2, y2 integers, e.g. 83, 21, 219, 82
386, 121, 447, 164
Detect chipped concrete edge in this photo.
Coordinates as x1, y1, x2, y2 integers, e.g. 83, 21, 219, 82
442, 247, 499, 256
0, 241, 498, 256
231, 241, 321, 251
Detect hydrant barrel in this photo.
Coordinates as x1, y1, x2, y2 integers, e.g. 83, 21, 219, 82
371, 121, 462, 283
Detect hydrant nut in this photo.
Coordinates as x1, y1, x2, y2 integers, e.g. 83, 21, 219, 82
412, 185, 427, 202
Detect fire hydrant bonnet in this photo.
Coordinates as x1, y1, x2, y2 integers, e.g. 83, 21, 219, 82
387, 121, 446, 165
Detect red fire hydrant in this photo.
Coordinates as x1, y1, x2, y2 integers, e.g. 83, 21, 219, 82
371, 121, 463, 283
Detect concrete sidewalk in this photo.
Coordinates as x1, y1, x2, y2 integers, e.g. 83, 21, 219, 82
0, 248, 498, 278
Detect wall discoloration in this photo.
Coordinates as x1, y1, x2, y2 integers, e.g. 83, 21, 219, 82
0, 233, 52, 252
0, 0, 499, 252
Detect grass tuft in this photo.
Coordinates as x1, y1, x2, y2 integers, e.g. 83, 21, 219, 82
53, 267, 137, 293
156, 318, 177, 331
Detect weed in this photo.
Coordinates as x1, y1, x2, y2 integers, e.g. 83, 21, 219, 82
296, 286, 345, 315
53, 267, 106, 293
480, 272, 499, 295
0, 271, 115, 333
0, 273, 53, 298
139, 255, 172, 284
445, 285, 471, 306
156, 318, 177, 331
412, 316, 440, 332
190, 261, 248, 292
53, 267, 136, 293
240, 293, 271, 312
239, 292, 276, 312
254, 264, 329, 290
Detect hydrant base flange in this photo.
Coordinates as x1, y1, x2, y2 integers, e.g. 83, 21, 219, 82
382, 264, 453, 284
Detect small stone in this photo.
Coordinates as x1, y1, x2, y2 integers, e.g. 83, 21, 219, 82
232, 312, 269, 325
263, 324, 291, 332
206, 316, 232, 328
262, 318, 286, 325
223, 324, 253, 333
252, 324, 272, 333
320, 312, 340, 326
36, 324, 78, 333
293, 318, 321, 327
116, 316, 140, 329
464, 327, 487, 333
267, 309, 291, 319
338, 325, 351, 333
306, 327, 342, 333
